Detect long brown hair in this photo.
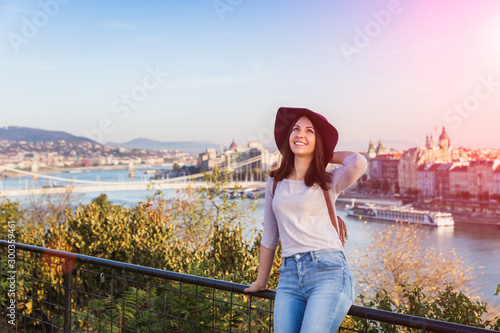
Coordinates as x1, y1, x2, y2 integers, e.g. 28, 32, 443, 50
270, 116, 332, 190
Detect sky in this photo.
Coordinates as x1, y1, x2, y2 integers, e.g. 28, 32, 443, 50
1, 0, 500, 150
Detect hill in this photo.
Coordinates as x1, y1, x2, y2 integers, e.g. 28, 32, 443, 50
106, 138, 221, 154
0, 126, 99, 144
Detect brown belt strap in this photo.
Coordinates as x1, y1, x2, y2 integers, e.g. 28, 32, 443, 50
322, 190, 345, 246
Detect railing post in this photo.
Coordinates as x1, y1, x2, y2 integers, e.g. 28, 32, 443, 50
63, 272, 72, 332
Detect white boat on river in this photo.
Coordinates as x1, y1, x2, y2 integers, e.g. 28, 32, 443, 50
345, 202, 454, 227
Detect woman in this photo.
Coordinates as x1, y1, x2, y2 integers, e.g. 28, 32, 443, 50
244, 107, 368, 333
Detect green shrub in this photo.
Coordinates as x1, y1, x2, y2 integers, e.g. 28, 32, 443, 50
350, 283, 500, 332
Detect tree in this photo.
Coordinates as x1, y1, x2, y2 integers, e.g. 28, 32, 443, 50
0, 198, 24, 240
150, 166, 257, 251
351, 222, 478, 306
24, 185, 81, 227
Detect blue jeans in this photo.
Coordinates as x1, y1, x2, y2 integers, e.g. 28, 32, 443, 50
274, 250, 355, 333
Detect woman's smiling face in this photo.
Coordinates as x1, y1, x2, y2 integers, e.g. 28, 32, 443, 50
289, 116, 316, 157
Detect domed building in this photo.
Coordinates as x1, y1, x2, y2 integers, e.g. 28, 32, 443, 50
398, 126, 466, 196
229, 139, 238, 150
438, 126, 450, 149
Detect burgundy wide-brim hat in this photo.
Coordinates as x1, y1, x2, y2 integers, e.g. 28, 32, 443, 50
274, 107, 339, 163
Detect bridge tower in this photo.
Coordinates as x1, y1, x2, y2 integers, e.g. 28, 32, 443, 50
128, 162, 135, 178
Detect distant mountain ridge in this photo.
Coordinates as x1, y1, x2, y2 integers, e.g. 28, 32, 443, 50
1, 126, 419, 153
0, 126, 98, 144
108, 138, 419, 155
106, 138, 221, 154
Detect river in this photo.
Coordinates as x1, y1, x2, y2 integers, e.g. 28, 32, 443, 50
1, 168, 499, 307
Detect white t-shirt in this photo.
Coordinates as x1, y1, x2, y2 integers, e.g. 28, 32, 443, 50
261, 153, 368, 257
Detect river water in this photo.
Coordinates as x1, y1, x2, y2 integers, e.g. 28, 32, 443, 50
2, 168, 499, 307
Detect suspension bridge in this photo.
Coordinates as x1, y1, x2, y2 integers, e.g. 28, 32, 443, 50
0, 156, 267, 196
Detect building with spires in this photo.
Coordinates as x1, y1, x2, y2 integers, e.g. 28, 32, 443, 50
367, 140, 376, 159
229, 139, 238, 151
396, 126, 500, 202
438, 127, 450, 149
365, 139, 400, 194
425, 134, 434, 149
398, 126, 467, 196
375, 139, 385, 155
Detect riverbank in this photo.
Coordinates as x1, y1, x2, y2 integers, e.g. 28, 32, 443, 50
0, 164, 169, 179
338, 193, 403, 206
443, 213, 500, 226
340, 192, 500, 226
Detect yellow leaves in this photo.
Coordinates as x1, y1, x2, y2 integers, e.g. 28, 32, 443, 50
352, 222, 478, 305
24, 299, 33, 313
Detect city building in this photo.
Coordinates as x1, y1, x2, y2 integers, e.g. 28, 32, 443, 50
369, 152, 401, 193
468, 159, 500, 198
363, 139, 401, 194
198, 140, 279, 180
434, 163, 453, 199
417, 163, 439, 198
449, 164, 468, 198
494, 166, 500, 197
398, 148, 423, 196
398, 127, 466, 196
199, 148, 222, 170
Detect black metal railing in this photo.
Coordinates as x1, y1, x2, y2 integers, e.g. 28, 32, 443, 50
0, 240, 496, 333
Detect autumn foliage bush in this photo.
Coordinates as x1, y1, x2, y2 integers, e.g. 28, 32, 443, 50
0, 168, 281, 331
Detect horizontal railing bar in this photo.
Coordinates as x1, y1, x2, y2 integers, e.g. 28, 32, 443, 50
1, 241, 497, 333
347, 305, 494, 333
